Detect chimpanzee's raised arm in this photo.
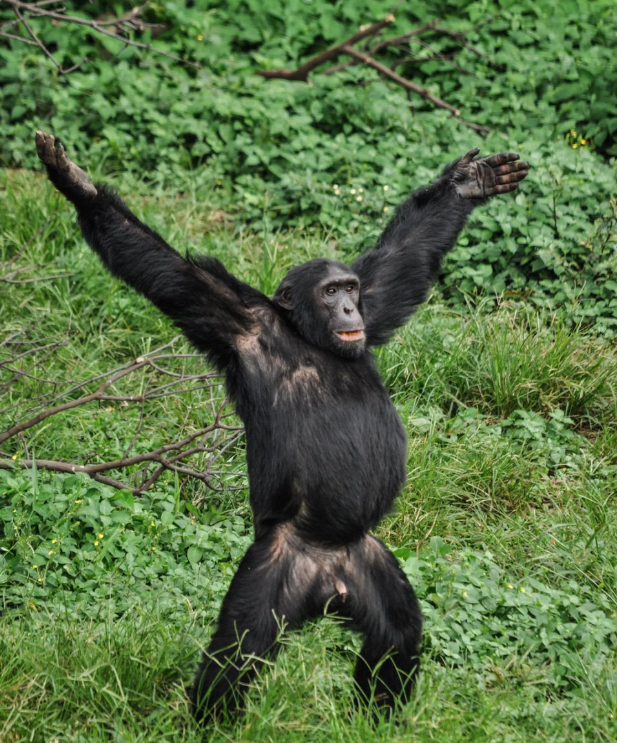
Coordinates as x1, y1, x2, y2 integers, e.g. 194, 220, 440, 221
352, 149, 529, 346
36, 132, 267, 370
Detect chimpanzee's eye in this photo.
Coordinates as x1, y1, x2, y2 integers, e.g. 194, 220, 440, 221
346, 284, 355, 293
326, 286, 337, 296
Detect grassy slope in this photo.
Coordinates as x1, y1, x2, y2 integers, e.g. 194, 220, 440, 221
1, 170, 616, 742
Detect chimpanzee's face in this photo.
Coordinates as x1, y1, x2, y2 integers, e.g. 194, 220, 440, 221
273, 260, 366, 358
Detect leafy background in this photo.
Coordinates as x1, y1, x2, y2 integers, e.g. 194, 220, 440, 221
0, 0, 616, 741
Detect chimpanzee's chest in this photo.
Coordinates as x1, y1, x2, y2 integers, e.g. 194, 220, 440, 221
233, 332, 407, 535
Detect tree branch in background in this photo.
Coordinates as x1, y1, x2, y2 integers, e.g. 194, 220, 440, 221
0, 0, 195, 73
0, 331, 245, 496
257, 14, 396, 82
258, 10, 501, 133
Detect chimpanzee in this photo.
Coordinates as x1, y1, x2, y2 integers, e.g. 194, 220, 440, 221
35, 131, 528, 721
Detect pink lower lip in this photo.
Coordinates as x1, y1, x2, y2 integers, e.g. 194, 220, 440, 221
335, 330, 365, 342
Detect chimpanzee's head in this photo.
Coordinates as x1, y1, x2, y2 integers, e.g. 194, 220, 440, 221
273, 259, 366, 358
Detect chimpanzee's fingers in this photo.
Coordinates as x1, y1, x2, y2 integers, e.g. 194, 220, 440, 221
480, 152, 521, 168
55, 141, 72, 173
486, 182, 521, 195
492, 161, 530, 177
35, 130, 58, 167
493, 168, 529, 186
35, 130, 47, 161
34, 130, 97, 198
459, 147, 481, 164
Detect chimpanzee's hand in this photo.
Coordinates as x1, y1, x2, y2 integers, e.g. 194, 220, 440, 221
35, 131, 97, 200
450, 148, 529, 199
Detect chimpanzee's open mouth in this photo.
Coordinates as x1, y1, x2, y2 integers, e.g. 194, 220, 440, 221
334, 329, 366, 342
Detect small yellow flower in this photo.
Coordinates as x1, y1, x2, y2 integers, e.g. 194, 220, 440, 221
48, 550, 54, 556
507, 583, 514, 589
572, 143, 578, 148
13, 509, 16, 513
359, 188, 364, 193
356, 196, 363, 202
197, 34, 203, 41
94, 540, 99, 547
151, 521, 155, 527
12, 454, 17, 460
332, 184, 339, 190
52, 539, 57, 544
350, 188, 356, 194
383, 185, 389, 192
32, 564, 38, 569
38, 577, 44, 583
152, 546, 156, 551
383, 206, 389, 212
519, 587, 526, 593
97, 533, 104, 539
75, 499, 83, 504
580, 139, 587, 145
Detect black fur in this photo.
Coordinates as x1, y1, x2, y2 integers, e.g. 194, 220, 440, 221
44, 154, 501, 722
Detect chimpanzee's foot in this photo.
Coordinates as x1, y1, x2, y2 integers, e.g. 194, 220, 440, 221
35, 131, 97, 198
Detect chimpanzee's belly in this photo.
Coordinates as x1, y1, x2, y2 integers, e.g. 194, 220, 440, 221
243, 382, 407, 544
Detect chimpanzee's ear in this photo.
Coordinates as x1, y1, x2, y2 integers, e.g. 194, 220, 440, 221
274, 283, 294, 310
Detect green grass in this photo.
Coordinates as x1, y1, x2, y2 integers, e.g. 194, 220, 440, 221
1, 170, 616, 742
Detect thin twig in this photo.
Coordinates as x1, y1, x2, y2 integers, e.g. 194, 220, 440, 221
323, 19, 441, 75
2, 0, 197, 70
1, 329, 244, 494
342, 44, 461, 115
257, 13, 395, 82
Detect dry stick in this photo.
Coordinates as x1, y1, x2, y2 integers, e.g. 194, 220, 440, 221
12, 4, 64, 70
341, 45, 459, 114
0, 458, 137, 492
0, 29, 37, 43
405, 36, 475, 77
1, 268, 74, 283
3, 0, 196, 69
257, 14, 396, 82
0, 415, 243, 493
0, 337, 242, 493
0, 340, 63, 368
0, 358, 150, 445
18, 338, 179, 413
342, 45, 490, 133
0, 0, 60, 31
323, 19, 441, 75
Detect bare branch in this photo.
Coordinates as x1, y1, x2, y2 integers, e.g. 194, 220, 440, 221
323, 19, 441, 75
341, 44, 460, 115
257, 12, 493, 133
1, 328, 245, 495
0, 0, 197, 71
257, 13, 396, 82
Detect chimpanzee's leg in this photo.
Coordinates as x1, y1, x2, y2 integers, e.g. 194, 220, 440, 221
191, 526, 320, 723
346, 537, 422, 714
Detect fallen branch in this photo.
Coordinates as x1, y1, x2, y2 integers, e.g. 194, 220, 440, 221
0, 332, 246, 495
342, 45, 489, 134
0, 0, 196, 73
0, 263, 74, 284
257, 14, 396, 82
323, 19, 441, 76
258, 10, 498, 133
